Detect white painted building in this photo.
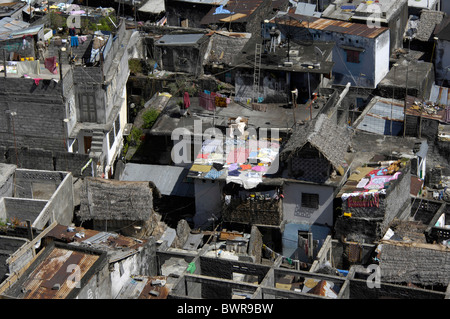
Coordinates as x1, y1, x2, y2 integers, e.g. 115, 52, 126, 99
408, 0, 440, 11
265, 13, 391, 88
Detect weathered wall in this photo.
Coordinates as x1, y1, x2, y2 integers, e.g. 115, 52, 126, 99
348, 278, 446, 299
156, 41, 208, 76
0, 78, 66, 152
194, 179, 222, 229
2, 198, 47, 224
0, 236, 30, 282
199, 256, 270, 298
335, 165, 411, 243
282, 182, 334, 226
165, 1, 212, 28
33, 173, 74, 229
435, 40, 450, 87
234, 70, 289, 103
0, 164, 15, 198
248, 226, 263, 263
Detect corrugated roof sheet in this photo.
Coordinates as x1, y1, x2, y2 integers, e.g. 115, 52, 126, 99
271, 10, 388, 38
0, 16, 29, 33
357, 99, 404, 135
200, 0, 265, 24
22, 247, 99, 299
121, 163, 195, 197
429, 84, 450, 107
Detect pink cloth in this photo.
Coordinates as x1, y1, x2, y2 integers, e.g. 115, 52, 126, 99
34, 78, 42, 85
226, 148, 249, 164
183, 91, 191, 109
252, 166, 267, 172
365, 172, 401, 190
44, 57, 58, 74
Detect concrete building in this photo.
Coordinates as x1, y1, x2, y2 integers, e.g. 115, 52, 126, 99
0, 241, 110, 299
0, 1, 26, 21
43, 223, 158, 298
0, 164, 74, 230
231, 37, 335, 103
434, 16, 450, 88
154, 33, 210, 76
322, 0, 409, 55
334, 159, 413, 244
0, 18, 132, 179
408, 0, 441, 15
264, 11, 390, 88
199, 0, 273, 34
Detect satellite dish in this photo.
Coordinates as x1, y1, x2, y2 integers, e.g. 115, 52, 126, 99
274, 13, 313, 62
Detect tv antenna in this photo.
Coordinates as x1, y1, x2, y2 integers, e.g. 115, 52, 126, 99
274, 13, 313, 62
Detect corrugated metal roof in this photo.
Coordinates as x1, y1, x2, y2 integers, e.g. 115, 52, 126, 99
357, 99, 404, 135
22, 247, 99, 299
121, 163, 195, 197
0, 17, 29, 33
272, 10, 389, 38
200, 0, 265, 24
429, 84, 450, 107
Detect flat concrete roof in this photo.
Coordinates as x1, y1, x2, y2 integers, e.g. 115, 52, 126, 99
155, 33, 205, 46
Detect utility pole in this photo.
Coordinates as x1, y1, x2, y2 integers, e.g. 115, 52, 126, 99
403, 59, 409, 138
3, 49, 6, 78
391, 63, 398, 136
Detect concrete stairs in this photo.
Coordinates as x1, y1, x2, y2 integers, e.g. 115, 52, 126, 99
90, 130, 104, 154
47, 35, 93, 65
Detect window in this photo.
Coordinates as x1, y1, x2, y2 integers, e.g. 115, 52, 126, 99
346, 50, 360, 63
114, 115, 120, 136
301, 193, 319, 209
108, 129, 115, 149
79, 93, 97, 122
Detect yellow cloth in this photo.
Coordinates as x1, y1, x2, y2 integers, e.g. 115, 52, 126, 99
190, 164, 212, 172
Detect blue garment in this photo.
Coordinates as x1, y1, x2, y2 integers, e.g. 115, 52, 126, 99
205, 168, 223, 180
213, 5, 233, 15
71, 36, 79, 47
228, 170, 240, 176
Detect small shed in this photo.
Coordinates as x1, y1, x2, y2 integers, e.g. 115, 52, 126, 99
77, 178, 155, 238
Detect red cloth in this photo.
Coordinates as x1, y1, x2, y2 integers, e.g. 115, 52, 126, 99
44, 57, 58, 74
183, 91, 190, 109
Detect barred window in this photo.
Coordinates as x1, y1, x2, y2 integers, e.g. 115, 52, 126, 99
301, 193, 319, 209
346, 50, 360, 63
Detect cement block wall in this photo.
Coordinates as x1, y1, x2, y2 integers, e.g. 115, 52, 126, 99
0, 78, 66, 146
0, 236, 30, 282
14, 169, 66, 198
348, 278, 446, 299
33, 172, 74, 229
2, 198, 47, 224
